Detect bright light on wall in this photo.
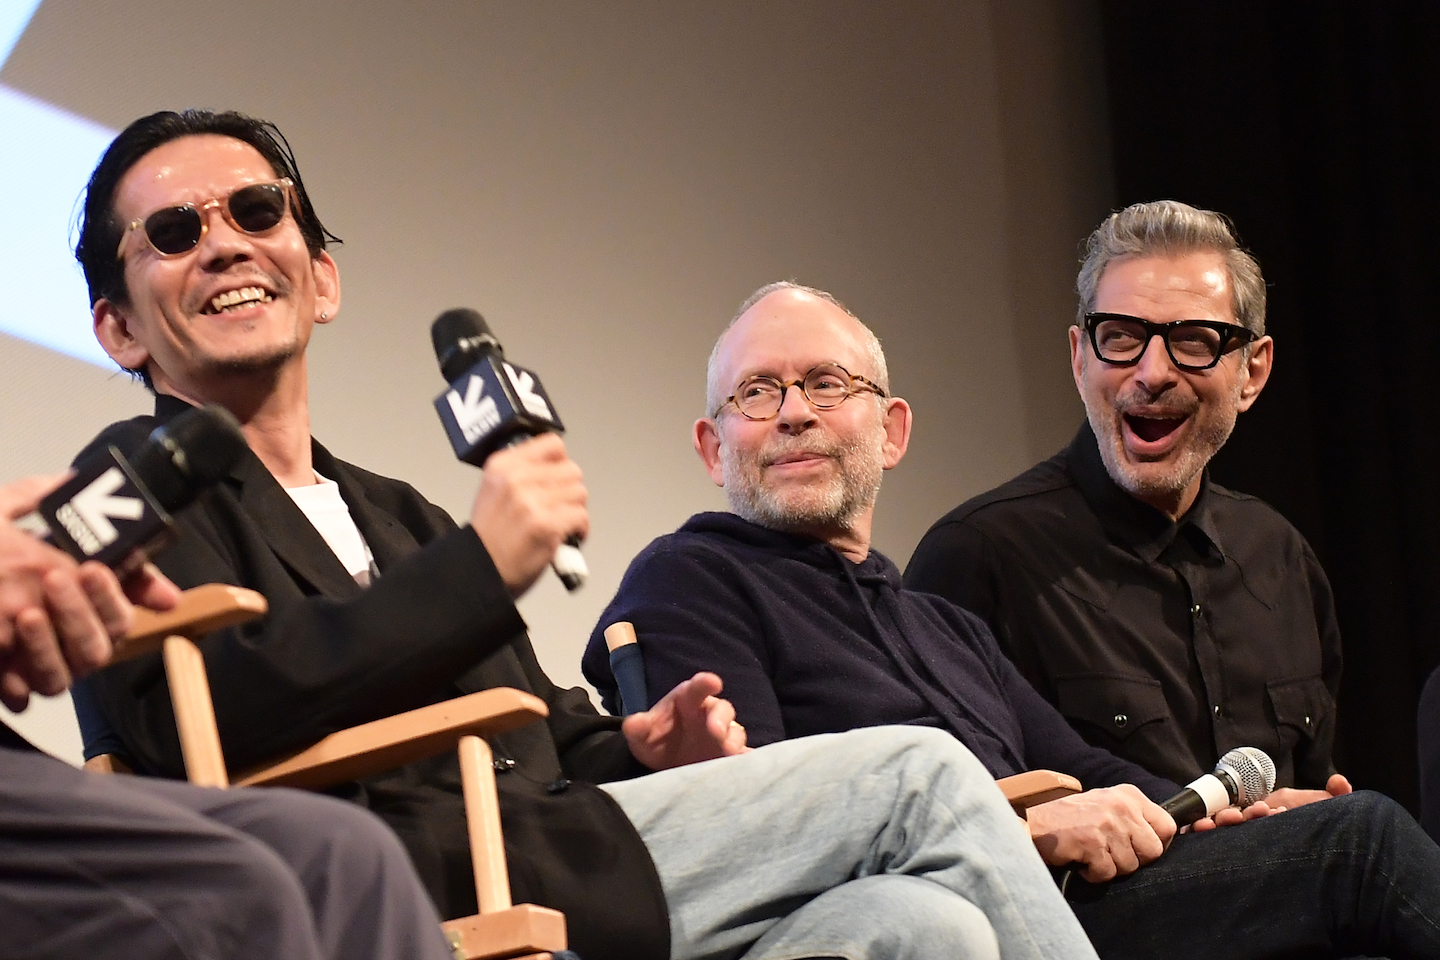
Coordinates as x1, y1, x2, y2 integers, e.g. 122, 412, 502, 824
0, 0, 118, 368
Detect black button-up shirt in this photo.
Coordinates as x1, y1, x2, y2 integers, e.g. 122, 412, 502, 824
904, 422, 1342, 789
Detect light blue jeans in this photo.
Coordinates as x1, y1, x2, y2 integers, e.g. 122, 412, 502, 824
602, 726, 1097, 960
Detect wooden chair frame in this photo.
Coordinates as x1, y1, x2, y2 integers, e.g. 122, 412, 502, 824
108, 584, 566, 960
99, 593, 1081, 959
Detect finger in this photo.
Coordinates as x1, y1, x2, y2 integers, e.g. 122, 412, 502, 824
1328, 774, 1353, 796
0, 667, 32, 712
75, 562, 134, 641
621, 711, 656, 744
726, 719, 748, 753
1081, 852, 1118, 884
13, 606, 71, 696
1242, 801, 1277, 820
0, 473, 70, 519
1126, 802, 1169, 863
703, 695, 737, 741
1215, 806, 1246, 825
508, 432, 568, 462
125, 563, 182, 611
45, 569, 115, 676
1141, 801, 1178, 844
681, 672, 724, 704
1110, 838, 1141, 876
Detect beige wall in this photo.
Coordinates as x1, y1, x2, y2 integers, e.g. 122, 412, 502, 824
0, 0, 1111, 760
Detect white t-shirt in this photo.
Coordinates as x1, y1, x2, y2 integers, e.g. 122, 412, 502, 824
284, 472, 375, 585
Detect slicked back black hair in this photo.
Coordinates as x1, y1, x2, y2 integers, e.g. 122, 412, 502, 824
75, 109, 340, 309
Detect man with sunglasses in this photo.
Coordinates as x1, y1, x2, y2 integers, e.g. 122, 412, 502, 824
585, 278, 1440, 959
906, 200, 1348, 806
66, 110, 1110, 960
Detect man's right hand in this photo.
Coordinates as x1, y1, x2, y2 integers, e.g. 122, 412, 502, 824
469, 434, 589, 597
1025, 784, 1177, 882
0, 475, 180, 712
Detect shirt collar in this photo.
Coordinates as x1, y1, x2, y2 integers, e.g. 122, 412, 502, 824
1068, 421, 1225, 563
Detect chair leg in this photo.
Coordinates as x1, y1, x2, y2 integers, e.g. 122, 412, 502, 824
162, 635, 229, 788
459, 735, 512, 912
441, 736, 567, 960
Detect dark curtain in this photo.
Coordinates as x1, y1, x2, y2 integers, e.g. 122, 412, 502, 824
1099, 2, 1440, 811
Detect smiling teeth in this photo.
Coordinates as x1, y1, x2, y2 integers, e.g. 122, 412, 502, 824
210, 286, 273, 312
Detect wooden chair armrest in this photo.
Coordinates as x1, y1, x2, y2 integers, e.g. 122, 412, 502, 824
115, 584, 268, 660
236, 688, 549, 790
1000, 769, 1082, 813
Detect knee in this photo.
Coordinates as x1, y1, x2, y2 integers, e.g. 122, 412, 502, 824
1319, 789, 1405, 825
884, 726, 993, 785
1302, 789, 1424, 851
868, 877, 1001, 960
268, 790, 414, 879
193, 830, 316, 929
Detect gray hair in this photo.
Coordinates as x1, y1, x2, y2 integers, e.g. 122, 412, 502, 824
705, 280, 890, 416
1076, 200, 1267, 336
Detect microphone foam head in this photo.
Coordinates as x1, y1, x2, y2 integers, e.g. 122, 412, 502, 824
131, 404, 248, 511
1217, 746, 1277, 805
431, 308, 501, 382
162, 405, 247, 483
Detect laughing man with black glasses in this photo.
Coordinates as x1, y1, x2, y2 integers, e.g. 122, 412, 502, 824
908, 200, 1346, 804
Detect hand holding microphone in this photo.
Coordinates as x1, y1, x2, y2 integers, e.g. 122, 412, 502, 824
0, 404, 243, 709
1036, 746, 1277, 886
1161, 746, 1277, 828
15, 404, 248, 579
431, 308, 589, 594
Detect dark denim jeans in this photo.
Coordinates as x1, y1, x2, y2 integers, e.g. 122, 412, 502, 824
1066, 791, 1440, 960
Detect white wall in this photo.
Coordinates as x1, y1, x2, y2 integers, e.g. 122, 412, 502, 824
0, 0, 1112, 761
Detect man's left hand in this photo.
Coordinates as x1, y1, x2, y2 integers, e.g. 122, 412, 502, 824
623, 672, 749, 770
1190, 774, 1353, 831
1264, 773, 1352, 811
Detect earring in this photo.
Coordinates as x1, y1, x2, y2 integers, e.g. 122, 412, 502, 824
320, 311, 329, 321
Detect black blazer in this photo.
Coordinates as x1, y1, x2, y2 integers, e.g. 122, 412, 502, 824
75, 394, 668, 960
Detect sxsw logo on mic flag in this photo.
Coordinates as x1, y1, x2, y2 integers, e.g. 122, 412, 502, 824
54, 467, 143, 555
40, 447, 171, 572
435, 357, 566, 467
446, 374, 501, 445
502, 362, 558, 426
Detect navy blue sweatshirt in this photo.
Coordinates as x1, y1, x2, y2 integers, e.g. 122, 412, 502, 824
584, 512, 1177, 801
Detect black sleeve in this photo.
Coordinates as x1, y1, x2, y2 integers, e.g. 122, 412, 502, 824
507, 630, 648, 784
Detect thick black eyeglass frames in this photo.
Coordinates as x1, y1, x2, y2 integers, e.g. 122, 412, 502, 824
1083, 312, 1257, 371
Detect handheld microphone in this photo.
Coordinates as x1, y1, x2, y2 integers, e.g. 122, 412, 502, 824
1160, 746, 1277, 826
15, 404, 247, 579
430, 307, 588, 590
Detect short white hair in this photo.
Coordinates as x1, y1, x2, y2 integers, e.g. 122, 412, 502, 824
705, 280, 889, 416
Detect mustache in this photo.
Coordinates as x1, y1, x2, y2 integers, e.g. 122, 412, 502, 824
757, 434, 850, 466
1114, 390, 1198, 418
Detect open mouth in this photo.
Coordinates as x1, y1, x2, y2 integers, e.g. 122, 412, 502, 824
204, 285, 275, 315
1124, 413, 1187, 443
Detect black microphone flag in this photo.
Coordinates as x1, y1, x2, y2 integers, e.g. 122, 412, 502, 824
17, 404, 246, 578
430, 308, 587, 590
